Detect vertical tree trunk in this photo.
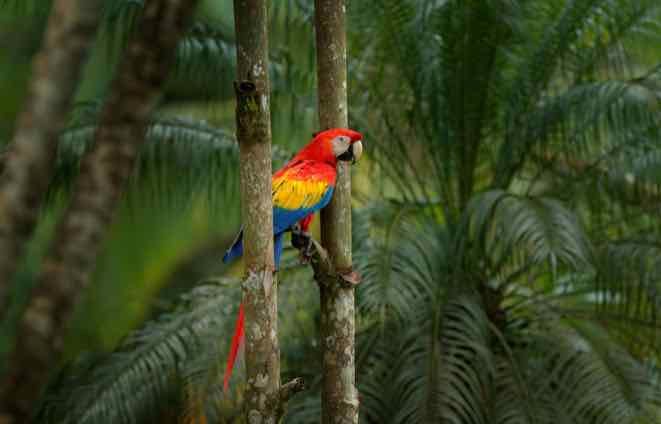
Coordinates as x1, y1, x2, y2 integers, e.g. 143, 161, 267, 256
0, 0, 199, 421
0, 0, 102, 335
232, 1, 281, 422
314, 0, 359, 422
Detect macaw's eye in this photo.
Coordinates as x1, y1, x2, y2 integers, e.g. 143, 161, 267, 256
332, 136, 351, 157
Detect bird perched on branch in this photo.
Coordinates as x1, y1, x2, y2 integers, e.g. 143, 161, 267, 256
222, 127, 364, 391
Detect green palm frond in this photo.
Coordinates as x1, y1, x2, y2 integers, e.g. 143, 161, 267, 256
60, 113, 236, 163
532, 77, 658, 157
570, 321, 660, 413
492, 355, 532, 424
169, 22, 236, 100
100, 0, 321, 109
59, 1, 235, 102
601, 144, 661, 210
179, 339, 240, 423
359, 323, 432, 424
43, 110, 248, 354
505, 0, 606, 108
54, 110, 290, 196
504, 276, 661, 422
464, 189, 593, 276
354, 203, 446, 325
585, 240, 661, 344
354, 0, 659, 208
527, 328, 659, 423
53, 114, 240, 198
435, 296, 494, 424
571, 0, 661, 80
37, 282, 239, 424
496, 0, 661, 185
350, 287, 661, 424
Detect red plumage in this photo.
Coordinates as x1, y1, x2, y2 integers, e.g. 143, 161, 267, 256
223, 302, 245, 392
223, 128, 362, 392
299, 214, 313, 233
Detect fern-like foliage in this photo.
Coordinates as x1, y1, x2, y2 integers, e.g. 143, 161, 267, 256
16, 0, 661, 422
35, 281, 240, 424
101, 1, 237, 99
50, 104, 291, 201
344, 199, 660, 423
352, 0, 660, 208
49, 114, 239, 215
463, 189, 593, 278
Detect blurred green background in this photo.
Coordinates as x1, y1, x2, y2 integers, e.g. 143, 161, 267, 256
2, 0, 661, 422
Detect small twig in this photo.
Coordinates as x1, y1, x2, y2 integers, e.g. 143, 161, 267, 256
295, 236, 361, 288
279, 377, 307, 404
272, 377, 307, 422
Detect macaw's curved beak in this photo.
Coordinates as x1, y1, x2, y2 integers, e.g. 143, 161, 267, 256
337, 140, 364, 163
352, 140, 363, 163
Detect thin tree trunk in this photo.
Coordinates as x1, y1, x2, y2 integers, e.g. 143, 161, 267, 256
0, 0, 102, 336
0, 0, 199, 420
233, 4, 306, 419
315, 0, 359, 422
232, 1, 283, 422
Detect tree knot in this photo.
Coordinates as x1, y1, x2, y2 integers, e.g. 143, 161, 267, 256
234, 80, 266, 97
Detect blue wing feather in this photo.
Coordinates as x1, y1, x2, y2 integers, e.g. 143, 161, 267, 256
222, 187, 333, 266
273, 187, 333, 234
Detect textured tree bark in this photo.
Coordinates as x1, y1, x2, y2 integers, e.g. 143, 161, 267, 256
233, 1, 282, 422
314, 0, 359, 422
0, 0, 199, 421
0, 0, 102, 336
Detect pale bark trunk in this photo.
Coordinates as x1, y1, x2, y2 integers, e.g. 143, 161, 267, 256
315, 0, 359, 422
0, 0, 199, 421
232, 1, 287, 422
0, 0, 102, 335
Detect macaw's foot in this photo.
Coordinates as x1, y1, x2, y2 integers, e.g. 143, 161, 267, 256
291, 225, 314, 263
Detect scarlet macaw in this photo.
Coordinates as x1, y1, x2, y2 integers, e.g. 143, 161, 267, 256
222, 127, 364, 390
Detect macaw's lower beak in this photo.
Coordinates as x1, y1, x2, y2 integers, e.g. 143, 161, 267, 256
338, 140, 364, 164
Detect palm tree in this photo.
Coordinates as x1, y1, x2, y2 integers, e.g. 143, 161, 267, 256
329, 0, 661, 422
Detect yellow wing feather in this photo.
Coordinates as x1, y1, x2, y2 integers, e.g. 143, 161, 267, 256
272, 170, 329, 210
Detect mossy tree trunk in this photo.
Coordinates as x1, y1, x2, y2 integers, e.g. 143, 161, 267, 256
0, 0, 199, 421
232, 1, 280, 422
233, 2, 306, 420
0, 0, 102, 341
314, 0, 359, 422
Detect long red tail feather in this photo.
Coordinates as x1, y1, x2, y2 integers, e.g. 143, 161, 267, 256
223, 302, 245, 392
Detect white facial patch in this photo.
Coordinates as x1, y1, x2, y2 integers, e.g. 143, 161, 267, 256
331, 135, 351, 157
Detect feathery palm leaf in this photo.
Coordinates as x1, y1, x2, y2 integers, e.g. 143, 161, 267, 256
36, 282, 239, 424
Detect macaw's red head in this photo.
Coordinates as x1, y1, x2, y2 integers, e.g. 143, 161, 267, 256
293, 128, 363, 165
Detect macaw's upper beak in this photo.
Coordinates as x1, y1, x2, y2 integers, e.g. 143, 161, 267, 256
352, 140, 363, 163
337, 140, 364, 163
